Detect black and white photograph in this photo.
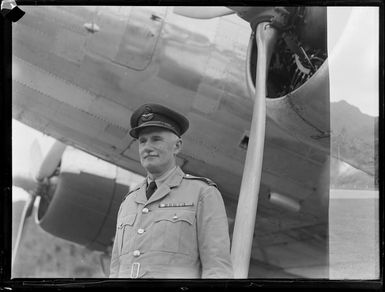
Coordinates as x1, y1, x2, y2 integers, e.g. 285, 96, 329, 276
4, 3, 380, 285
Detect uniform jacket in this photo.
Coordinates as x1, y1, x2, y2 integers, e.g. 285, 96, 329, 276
109, 166, 233, 278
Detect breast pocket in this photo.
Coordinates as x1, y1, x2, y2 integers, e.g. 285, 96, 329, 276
117, 213, 137, 254
151, 210, 196, 255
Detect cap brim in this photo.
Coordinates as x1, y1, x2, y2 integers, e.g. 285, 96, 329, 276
129, 122, 180, 138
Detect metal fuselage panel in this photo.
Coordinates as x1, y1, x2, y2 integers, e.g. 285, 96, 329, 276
12, 5, 326, 199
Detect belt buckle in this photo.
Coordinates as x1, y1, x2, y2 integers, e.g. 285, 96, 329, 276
130, 262, 140, 279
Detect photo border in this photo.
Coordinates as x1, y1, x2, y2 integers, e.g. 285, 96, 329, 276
1, 0, 383, 290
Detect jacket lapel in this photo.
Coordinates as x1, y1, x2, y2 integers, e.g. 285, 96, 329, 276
146, 167, 185, 205
134, 181, 147, 205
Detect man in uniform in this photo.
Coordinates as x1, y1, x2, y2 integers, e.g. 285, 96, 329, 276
109, 103, 233, 278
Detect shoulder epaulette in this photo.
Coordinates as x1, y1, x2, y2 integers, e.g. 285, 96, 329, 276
121, 184, 141, 203
184, 174, 218, 188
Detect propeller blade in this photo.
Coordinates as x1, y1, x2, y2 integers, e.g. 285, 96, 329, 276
173, 7, 234, 19
36, 141, 66, 181
231, 23, 278, 278
12, 171, 37, 192
29, 139, 43, 181
12, 194, 36, 269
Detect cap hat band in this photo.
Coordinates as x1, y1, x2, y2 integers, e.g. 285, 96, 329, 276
129, 121, 181, 138
138, 121, 179, 134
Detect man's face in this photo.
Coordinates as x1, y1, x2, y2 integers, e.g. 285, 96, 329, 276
138, 127, 182, 176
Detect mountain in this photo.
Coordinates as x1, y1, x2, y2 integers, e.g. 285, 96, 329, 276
330, 100, 378, 189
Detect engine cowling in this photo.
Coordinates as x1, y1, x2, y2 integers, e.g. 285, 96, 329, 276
36, 172, 127, 252
246, 7, 327, 99
35, 147, 135, 252
245, 7, 330, 151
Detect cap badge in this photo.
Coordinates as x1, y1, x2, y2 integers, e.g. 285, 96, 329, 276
140, 106, 154, 122
141, 112, 154, 122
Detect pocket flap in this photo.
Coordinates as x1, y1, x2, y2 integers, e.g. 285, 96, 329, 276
117, 214, 136, 229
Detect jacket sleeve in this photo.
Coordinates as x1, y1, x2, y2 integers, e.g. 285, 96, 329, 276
196, 186, 234, 278
109, 204, 122, 278
109, 230, 119, 278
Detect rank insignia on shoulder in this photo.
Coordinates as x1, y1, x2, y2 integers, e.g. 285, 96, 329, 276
159, 202, 194, 208
121, 184, 141, 202
184, 174, 218, 188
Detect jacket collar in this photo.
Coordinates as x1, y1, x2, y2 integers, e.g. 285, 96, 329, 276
135, 166, 185, 205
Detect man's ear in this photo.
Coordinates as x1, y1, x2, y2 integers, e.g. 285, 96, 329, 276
174, 138, 183, 155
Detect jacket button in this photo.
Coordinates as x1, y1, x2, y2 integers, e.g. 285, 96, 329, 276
142, 208, 149, 214
137, 228, 144, 234
133, 250, 141, 257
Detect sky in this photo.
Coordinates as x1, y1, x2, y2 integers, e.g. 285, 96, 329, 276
12, 120, 57, 201
327, 7, 379, 117
12, 6, 380, 201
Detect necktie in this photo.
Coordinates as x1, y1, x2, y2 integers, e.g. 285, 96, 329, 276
146, 181, 157, 199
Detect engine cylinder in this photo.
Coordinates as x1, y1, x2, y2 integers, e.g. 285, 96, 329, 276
246, 7, 327, 99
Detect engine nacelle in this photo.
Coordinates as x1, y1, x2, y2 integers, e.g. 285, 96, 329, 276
246, 7, 328, 99
245, 7, 330, 152
36, 171, 127, 252
34, 147, 139, 252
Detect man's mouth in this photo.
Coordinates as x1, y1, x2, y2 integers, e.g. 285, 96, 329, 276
144, 155, 158, 159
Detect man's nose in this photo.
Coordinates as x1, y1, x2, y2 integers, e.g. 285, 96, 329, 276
140, 141, 153, 152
